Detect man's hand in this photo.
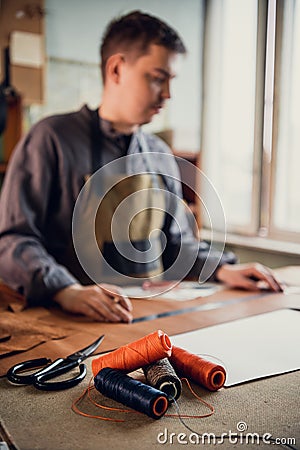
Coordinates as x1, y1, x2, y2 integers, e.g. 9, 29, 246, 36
53, 283, 133, 323
215, 263, 283, 292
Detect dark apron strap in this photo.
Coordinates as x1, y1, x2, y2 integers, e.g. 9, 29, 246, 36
0, 87, 7, 136
90, 108, 104, 173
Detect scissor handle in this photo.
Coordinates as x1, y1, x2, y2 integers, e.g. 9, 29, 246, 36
7, 358, 87, 390
33, 363, 87, 391
7, 358, 52, 384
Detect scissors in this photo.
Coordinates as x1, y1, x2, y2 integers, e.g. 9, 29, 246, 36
6, 335, 104, 391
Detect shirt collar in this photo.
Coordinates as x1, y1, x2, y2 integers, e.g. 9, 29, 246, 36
98, 114, 133, 140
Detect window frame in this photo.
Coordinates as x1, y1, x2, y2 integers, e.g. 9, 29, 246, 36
268, 0, 300, 243
201, 0, 268, 237
200, 0, 300, 246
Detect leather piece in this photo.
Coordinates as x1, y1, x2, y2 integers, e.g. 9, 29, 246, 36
0, 310, 71, 357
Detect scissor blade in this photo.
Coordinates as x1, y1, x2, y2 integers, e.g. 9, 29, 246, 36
67, 335, 105, 362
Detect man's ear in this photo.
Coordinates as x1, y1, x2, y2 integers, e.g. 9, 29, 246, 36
105, 54, 125, 84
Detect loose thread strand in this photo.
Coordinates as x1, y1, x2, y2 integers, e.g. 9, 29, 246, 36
71, 377, 126, 422
165, 378, 215, 419
72, 376, 216, 422
88, 384, 139, 415
94, 368, 169, 419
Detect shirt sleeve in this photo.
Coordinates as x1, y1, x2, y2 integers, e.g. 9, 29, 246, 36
0, 123, 78, 306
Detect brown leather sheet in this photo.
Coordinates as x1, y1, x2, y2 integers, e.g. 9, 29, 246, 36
1, 277, 299, 377
0, 283, 75, 360
0, 310, 71, 356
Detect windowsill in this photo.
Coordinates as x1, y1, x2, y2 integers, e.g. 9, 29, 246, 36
200, 228, 300, 257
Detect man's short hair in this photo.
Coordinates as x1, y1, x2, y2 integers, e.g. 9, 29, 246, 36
100, 10, 186, 82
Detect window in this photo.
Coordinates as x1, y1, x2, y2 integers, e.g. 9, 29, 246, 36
200, 0, 300, 246
271, 0, 300, 237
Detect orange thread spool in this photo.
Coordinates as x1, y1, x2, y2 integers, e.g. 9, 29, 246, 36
92, 330, 172, 376
169, 346, 226, 391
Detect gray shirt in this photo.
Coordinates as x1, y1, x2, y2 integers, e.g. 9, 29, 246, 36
0, 105, 236, 306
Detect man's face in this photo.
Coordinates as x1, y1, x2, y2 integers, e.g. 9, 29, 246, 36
118, 44, 180, 126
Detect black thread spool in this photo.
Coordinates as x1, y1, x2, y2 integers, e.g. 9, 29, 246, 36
143, 358, 182, 402
94, 367, 169, 420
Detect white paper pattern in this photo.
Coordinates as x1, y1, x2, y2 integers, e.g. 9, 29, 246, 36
171, 309, 300, 386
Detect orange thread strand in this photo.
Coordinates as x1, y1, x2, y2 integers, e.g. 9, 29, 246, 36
92, 330, 172, 376
169, 346, 226, 391
165, 378, 215, 419
88, 384, 135, 414
72, 377, 215, 422
72, 377, 127, 422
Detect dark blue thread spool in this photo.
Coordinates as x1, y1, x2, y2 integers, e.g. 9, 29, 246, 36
94, 367, 169, 419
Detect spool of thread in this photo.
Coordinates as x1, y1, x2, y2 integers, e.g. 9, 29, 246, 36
143, 358, 182, 402
92, 330, 172, 377
94, 367, 169, 419
169, 346, 226, 391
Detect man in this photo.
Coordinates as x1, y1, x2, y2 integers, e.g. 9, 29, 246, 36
0, 11, 282, 323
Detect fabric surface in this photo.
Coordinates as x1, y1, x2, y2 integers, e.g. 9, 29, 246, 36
1, 358, 299, 450
0, 268, 299, 449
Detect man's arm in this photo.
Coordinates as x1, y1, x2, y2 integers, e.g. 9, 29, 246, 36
0, 122, 132, 321
0, 123, 76, 303
215, 262, 283, 292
